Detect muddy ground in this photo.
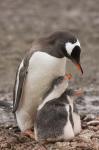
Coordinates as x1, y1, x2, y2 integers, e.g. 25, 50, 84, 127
0, 0, 99, 149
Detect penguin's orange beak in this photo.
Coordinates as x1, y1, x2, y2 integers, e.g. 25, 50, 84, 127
75, 63, 83, 74
71, 56, 83, 74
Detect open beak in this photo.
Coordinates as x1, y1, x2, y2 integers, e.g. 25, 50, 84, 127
75, 63, 83, 74
64, 74, 72, 80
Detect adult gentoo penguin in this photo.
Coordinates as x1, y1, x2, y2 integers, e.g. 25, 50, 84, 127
13, 31, 83, 135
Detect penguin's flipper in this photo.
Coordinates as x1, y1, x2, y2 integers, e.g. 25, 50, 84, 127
13, 50, 36, 113
13, 59, 28, 113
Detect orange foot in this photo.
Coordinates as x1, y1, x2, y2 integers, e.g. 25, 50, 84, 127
22, 129, 35, 139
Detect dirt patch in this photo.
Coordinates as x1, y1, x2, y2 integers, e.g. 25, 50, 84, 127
0, 116, 99, 150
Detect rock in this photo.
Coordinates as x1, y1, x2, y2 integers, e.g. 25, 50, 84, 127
1, 142, 11, 149
87, 121, 99, 126
56, 141, 70, 148
83, 114, 95, 122
79, 129, 95, 140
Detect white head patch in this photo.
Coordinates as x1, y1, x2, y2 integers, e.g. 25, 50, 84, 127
65, 39, 80, 55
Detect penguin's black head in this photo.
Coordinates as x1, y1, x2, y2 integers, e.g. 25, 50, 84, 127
64, 36, 83, 74
48, 31, 83, 74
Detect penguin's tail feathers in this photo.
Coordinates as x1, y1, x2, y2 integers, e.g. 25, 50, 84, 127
0, 100, 12, 111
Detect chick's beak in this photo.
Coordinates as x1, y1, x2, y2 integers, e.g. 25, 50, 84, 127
64, 74, 72, 80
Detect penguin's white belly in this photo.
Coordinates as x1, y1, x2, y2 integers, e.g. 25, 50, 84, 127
63, 105, 74, 140
73, 112, 81, 135
16, 52, 66, 131
23, 52, 66, 110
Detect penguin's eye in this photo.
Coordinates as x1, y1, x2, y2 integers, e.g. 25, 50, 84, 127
65, 39, 80, 56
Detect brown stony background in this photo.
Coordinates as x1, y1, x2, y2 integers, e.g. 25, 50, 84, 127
0, 0, 99, 92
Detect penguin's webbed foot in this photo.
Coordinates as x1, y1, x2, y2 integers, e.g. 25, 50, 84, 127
22, 129, 35, 139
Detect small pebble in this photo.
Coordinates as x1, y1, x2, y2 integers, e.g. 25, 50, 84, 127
83, 114, 95, 122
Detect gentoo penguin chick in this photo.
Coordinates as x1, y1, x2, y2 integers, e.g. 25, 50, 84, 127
34, 76, 81, 143
13, 31, 83, 134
